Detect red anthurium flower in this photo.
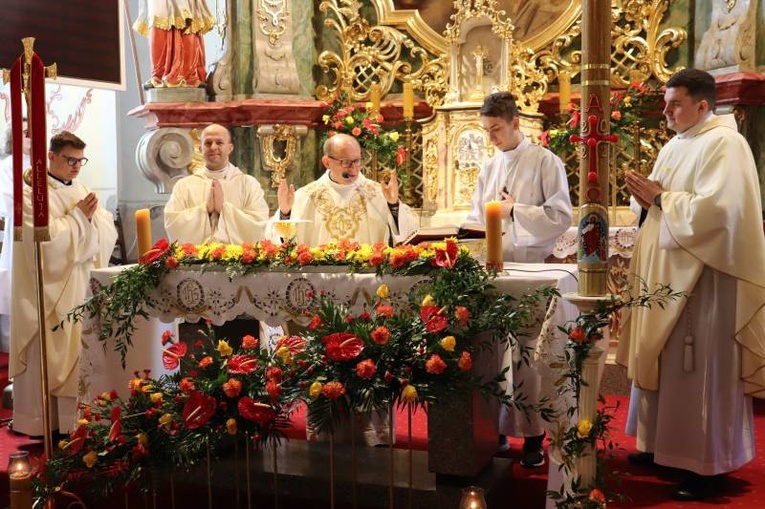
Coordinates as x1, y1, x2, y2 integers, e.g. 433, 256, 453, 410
182, 391, 217, 429
162, 342, 188, 371
139, 238, 170, 265
227, 354, 258, 374
433, 239, 459, 269
161, 330, 174, 346
396, 146, 406, 167
238, 397, 277, 424
420, 306, 448, 333
266, 380, 281, 399
67, 425, 88, 455
108, 406, 121, 442
322, 332, 365, 361
274, 335, 306, 354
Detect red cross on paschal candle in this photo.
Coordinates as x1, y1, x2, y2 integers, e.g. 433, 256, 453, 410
569, 97, 618, 195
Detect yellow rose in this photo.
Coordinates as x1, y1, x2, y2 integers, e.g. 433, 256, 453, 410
401, 384, 418, 403
365, 101, 374, 110
83, 451, 98, 469
322, 114, 331, 123
376, 284, 390, 300
276, 346, 293, 364
141, 384, 154, 393
421, 294, 436, 307
226, 418, 238, 436
150, 392, 163, 404
576, 419, 593, 438
76, 418, 89, 427
624, 96, 632, 107
345, 115, 355, 125
159, 413, 173, 429
137, 432, 149, 447
58, 439, 68, 450
440, 336, 456, 352
389, 131, 400, 142
309, 381, 323, 399
217, 340, 233, 357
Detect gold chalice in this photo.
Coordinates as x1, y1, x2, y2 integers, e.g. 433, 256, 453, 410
272, 219, 310, 242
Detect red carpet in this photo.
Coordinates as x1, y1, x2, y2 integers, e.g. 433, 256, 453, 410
0, 375, 762, 508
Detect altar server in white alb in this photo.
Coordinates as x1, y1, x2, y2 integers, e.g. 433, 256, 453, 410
164, 123, 270, 244
620, 68, 765, 501
274, 133, 418, 246
275, 133, 417, 446
10, 131, 117, 436
466, 91, 573, 467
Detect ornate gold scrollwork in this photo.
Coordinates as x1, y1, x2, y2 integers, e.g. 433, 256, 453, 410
257, 124, 301, 188
257, 0, 289, 46
316, 0, 448, 105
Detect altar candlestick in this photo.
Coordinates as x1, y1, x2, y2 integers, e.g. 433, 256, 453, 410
559, 71, 571, 114
135, 209, 152, 259
402, 83, 414, 120
370, 83, 381, 114
484, 201, 503, 272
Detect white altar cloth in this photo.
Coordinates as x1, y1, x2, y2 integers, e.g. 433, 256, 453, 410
79, 263, 579, 505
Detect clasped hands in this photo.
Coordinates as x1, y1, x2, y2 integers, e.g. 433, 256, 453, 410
206, 179, 224, 214
500, 187, 515, 219
76, 192, 99, 221
625, 170, 664, 210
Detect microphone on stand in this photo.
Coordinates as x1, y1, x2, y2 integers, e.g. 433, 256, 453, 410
342, 171, 351, 180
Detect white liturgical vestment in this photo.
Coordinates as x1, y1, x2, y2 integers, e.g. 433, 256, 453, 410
10, 176, 117, 435
164, 164, 270, 244
281, 172, 418, 246
618, 114, 765, 475
465, 136, 573, 262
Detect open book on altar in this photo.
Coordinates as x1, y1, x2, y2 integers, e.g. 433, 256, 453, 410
400, 223, 489, 245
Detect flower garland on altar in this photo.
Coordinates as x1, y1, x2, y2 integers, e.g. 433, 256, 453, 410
40, 238, 557, 501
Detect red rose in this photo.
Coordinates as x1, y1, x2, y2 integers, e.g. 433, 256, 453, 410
322, 332, 365, 361
458, 351, 472, 372
454, 306, 469, 327
222, 378, 242, 398
396, 146, 406, 167
375, 304, 394, 318
165, 256, 178, 269
266, 380, 281, 399
266, 366, 283, 382
568, 327, 587, 343
321, 381, 346, 399
241, 335, 258, 349
182, 391, 217, 429
308, 315, 323, 330
161, 330, 174, 346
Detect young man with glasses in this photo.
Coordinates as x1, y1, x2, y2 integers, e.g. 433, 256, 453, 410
9, 130, 117, 437
466, 92, 573, 468
274, 133, 417, 247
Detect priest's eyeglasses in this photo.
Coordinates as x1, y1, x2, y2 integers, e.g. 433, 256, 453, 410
328, 156, 362, 168
59, 154, 89, 167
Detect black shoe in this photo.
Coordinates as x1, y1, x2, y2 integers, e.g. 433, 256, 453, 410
497, 434, 510, 452
627, 451, 656, 467
520, 433, 545, 468
672, 473, 723, 501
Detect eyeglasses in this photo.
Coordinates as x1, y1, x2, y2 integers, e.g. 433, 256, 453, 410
59, 154, 89, 167
328, 156, 362, 168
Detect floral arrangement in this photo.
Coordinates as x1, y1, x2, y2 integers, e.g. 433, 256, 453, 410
41, 238, 556, 501
321, 90, 406, 169
540, 81, 664, 156
548, 283, 686, 508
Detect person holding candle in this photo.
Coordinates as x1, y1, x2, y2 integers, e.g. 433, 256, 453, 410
9, 131, 117, 437
620, 69, 765, 501
274, 133, 418, 446
0, 118, 31, 353
164, 123, 270, 244
465, 91, 572, 467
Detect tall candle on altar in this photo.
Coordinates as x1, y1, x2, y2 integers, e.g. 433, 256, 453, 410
559, 72, 571, 114
135, 208, 152, 259
370, 83, 381, 114
484, 201, 503, 271
402, 82, 414, 120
